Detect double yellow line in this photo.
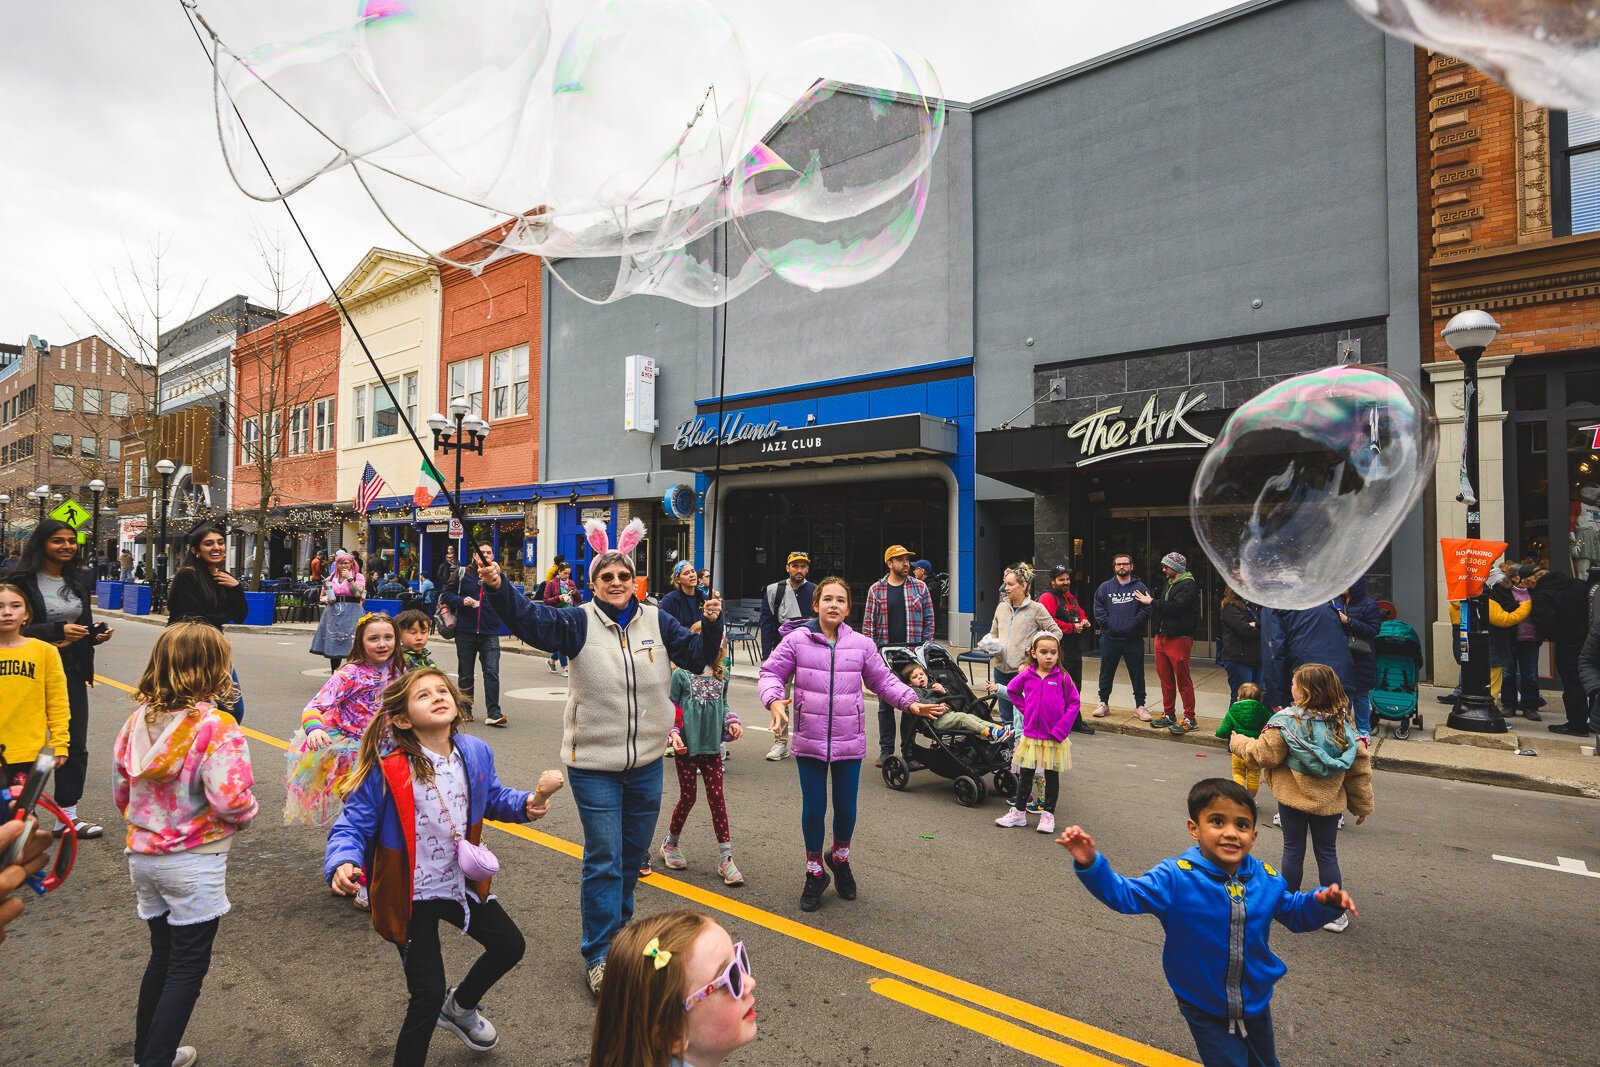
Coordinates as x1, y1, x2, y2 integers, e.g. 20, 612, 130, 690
96, 674, 1195, 1066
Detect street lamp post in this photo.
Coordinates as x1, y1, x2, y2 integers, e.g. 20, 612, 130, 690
154, 459, 177, 612
29, 484, 48, 521
88, 478, 106, 579
0, 493, 9, 556
426, 400, 490, 561
1443, 309, 1507, 734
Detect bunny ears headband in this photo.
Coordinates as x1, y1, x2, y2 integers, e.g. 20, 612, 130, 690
585, 517, 647, 581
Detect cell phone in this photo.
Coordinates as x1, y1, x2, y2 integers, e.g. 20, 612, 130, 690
1, 752, 54, 867
90, 622, 110, 637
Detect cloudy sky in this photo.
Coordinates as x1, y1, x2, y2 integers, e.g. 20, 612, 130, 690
0, 0, 1237, 350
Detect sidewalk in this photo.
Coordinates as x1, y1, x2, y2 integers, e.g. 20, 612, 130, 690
97, 605, 1599, 799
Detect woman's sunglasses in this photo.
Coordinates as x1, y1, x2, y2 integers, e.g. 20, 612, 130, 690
682, 941, 753, 1011
595, 571, 633, 585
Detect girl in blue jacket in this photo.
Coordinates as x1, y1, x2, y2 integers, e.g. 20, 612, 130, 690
326, 668, 563, 1067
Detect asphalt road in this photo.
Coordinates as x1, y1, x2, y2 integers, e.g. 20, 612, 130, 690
4, 621, 1597, 1066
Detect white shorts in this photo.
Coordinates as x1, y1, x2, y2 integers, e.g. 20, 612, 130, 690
128, 852, 231, 926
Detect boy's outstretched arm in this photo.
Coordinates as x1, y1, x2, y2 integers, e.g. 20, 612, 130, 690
1057, 826, 1172, 916
1056, 825, 1098, 866
1275, 881, 1356, 932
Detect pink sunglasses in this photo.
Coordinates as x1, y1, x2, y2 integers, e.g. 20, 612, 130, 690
682, 941, 752, 1011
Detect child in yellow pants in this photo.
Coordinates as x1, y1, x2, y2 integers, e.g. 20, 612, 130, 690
1215, 683, 1272, 796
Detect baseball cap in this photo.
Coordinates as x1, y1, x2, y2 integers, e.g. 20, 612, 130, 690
883, 545, 914, 564
786, 551, 810, 565
912, 559, 932, 572
1049, 565, 1070, 579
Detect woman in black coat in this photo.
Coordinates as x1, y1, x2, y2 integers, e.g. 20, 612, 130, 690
10, 519, 113, 838
1217, 586, 1262, 702
1336, 578, 1383, 736
167, 523, 248, 721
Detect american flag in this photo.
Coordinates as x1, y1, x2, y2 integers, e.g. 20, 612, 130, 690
355, 462, 386, 513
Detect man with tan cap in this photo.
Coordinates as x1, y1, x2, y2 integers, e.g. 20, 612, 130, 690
864, 544, 935, 766
759, 550, 817, 761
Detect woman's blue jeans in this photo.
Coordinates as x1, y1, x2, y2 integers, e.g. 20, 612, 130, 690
1221, 660, 1262, 704
567, 759, 664, 966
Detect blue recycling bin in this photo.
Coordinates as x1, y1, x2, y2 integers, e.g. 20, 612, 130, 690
123, 583, 152, 616
96, 581, 123, 610
363, 598, 404, 617
243, 591, 276, 627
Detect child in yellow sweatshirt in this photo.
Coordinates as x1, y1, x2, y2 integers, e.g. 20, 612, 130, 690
0, 582, 70, 787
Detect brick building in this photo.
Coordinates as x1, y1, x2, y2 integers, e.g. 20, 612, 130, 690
1417, 50, 1600, 675
0, 334, 147, 559
230, 298, 346, 578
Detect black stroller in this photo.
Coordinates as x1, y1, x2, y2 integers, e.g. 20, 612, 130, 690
880, 643, 1016, 807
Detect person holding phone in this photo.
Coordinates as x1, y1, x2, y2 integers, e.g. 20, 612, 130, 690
166, 524, 249, 722
440, 542, 507, 728
10, 520, 112, 839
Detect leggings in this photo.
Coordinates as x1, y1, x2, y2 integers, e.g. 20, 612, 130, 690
395, 897, 525, 1067
54, 673, 91, 808
795, 756, 861, 853
1277, 804, 1343, 891
328, 657, 343, 673
669, 754, 730, 843
134, 915, 219, 1067
1014, 767, 1060, 814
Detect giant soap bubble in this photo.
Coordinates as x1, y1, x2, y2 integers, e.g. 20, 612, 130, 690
202, 0, 945, 305
1190, 366, 1438, 610
1348, 0, 1600, 112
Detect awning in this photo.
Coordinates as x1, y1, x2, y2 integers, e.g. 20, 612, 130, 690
662, 413, 957, 473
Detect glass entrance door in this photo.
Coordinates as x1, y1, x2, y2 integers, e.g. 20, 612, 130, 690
1091, 506, 1216, 657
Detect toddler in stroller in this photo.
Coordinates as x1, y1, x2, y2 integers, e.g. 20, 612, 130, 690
881, 644, 1019, 807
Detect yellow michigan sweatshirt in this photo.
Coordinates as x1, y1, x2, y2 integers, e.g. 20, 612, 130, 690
0, 638, 70, 767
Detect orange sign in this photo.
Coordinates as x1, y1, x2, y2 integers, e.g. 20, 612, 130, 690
1440, 537, 1507, 601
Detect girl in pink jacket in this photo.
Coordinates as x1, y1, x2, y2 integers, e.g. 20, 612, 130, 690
995, 632, 1079, 836
113, 622, 258, 1067
758, 577, 945, 913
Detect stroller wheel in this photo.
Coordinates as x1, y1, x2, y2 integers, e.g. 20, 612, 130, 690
993, 769, 1018, 800
953, 775, 984, 808
882, 756, 911, 791
1394, 719, 1411, 739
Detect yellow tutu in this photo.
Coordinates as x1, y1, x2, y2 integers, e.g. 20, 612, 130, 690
1013, 735, 1070, 774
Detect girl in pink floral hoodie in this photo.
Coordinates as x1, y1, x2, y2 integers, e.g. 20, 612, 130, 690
113, 621, 258, 1067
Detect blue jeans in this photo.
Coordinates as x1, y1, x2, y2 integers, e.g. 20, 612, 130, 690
1176, 999, 1279, 1067
1508, 641, 1541, 711
993, 668, 1019, 732
567, 759, 665, 965
1097, 636, 1146, 706
1221, 661, 1262, 703
1277, 804, 1342, 892
795, 757, 861, 853
1348, 691, 1369, 735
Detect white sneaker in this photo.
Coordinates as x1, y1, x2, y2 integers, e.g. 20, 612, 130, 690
994, 807, 1029, 828
438, 986, 499, 1051
1271, 812, 1281, 827
765, 737, 791, 761
1338, 815, 1346, 829
586, 961, 606, 998
132, 1049, 199, 1067
1134, 706, 1152, 722
1323, 912, 1350, 933
1036, 812, 1056, 834
1092, 702, 1110, 718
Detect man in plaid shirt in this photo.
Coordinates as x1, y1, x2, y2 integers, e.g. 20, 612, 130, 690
864, 545, 936, 766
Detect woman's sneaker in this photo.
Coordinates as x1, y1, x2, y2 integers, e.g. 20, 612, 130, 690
1323, 912, 1351, 933
995, 807, 1029, 827
1036, 811, 1056, 834
718, 858, 744, 886
660, 840, 687, 870
1149, 715, 1176, 730
437, 986, 499, 1051
548, 659, 559, 673
586, 961, 605, 998
1092, 702, 1110, 718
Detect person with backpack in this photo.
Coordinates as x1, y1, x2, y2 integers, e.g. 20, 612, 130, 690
1038, 565, 1094, 735
756, 552, 816, 763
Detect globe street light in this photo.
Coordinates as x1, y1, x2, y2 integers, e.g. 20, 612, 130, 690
88, 478, 106, 578
154, 459, 177, 612
1442, 308, 1505, 734
28, 484, 48, 520
428, 405, 490, 561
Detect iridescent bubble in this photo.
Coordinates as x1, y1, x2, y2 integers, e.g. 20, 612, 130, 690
1190, 366, 1438, 610
1348, 0, 1600, 112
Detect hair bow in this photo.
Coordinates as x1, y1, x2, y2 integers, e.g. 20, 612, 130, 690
642, 936, 672, 970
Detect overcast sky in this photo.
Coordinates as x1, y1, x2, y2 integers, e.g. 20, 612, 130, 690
0, 0, 1238, 350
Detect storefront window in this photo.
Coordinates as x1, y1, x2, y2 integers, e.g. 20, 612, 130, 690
1516, 421, 1550, 564
1567, 419, 1600, 577
1514, 375, 1546, 411
1568, 369, 1600, 406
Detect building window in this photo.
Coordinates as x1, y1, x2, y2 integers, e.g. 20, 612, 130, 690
110, 392, 129, 417
353, 386, 367, 443
371, 381, 399, 439
108, 438, 121, 461
314, 396, 334, 451
266, 411, 282, 459
80, 437, 97, 458
123, 460, 132, 499
242, 417, 259, 463
491, 344, 529, 419
82, 388, 103, 414
51, 434, 71, 457
289, 404, 309, 455
53, 385, 73, 411
1555, 108, 1600, 235
404, 371, 418, 431
139, 457, 148, 495
448, 356, 483, 415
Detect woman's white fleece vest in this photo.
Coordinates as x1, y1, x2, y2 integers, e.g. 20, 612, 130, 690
564, 600, 675, 772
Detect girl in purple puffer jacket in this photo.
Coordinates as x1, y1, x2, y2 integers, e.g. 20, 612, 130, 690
759, 577, 946, 914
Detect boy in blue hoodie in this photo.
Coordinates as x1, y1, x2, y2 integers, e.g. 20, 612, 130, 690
1057, 779, 1357, 1067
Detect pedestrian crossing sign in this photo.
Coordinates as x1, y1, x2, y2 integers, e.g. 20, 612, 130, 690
50, 498, 90, 527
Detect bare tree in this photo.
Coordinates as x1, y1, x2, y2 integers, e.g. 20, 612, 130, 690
228, 229, 340, 590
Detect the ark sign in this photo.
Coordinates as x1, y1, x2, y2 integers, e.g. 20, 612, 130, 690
1067, 390, 1216, 466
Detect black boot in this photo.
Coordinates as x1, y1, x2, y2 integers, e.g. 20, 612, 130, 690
1073, 718, 1096, 735
825, 853, 857, 899
800, 870, 830, 912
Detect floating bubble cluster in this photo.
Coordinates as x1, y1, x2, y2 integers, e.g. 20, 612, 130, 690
210, 0, 944, 305
1190, 366, 1439, 610
1347, 0, 1600, 112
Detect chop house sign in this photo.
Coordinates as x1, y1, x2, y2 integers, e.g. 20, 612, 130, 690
1067, 390, 1215, 467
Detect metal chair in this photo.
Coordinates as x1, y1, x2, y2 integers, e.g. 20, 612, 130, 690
725, 614, 762, 666
957, 618, 993, 685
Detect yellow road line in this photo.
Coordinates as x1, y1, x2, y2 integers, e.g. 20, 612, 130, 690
94, 673, 1195, 1067
870, 979, 1124, 1066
